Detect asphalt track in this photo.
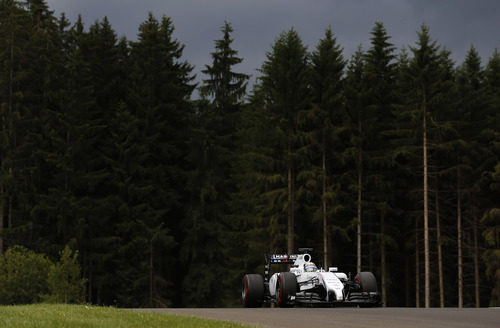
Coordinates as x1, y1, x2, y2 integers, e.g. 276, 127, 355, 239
141, 307, 500, 328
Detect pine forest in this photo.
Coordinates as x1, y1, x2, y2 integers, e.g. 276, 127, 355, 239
0, 0, 499, 308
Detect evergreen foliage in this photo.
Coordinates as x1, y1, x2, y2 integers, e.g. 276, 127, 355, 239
362, 22, 398, 306
0, 0, 497, 307
309, 27, 346, 268
184, 21, 249, 306
481, 164, 500, 306
258, 28, 311, 254
200, 21, 249, 108
125, 12, 194, 307
407, 25, 442, 308
344, 46, 368, 275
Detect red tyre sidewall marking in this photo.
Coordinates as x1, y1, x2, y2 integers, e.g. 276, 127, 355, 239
355, 275, 362, 290
278, 275, 283, 305
243, 277, 248, 305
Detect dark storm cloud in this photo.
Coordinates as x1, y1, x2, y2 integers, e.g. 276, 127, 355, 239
47, 0, 500, 91
405, 0, 500, 59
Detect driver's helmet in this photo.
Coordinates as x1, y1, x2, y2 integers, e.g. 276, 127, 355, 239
304, 262, 317, 272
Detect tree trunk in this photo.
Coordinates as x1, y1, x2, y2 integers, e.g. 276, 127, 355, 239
435, 183, 444, 307
9, 31, 14, 120
356, 154, 362, 273
8, 171, 12, 229
150, 238, 154, 307
405, 243, 410, 307
322, 143, 328, 268
457, 167, 463, 308
0, 187, 3, 255
6, 32, 15, 233
357, 121, 362, 273
87, 259, 93, 302
473, 209, 480, 308
423, 101, 430, 308
369, 234, 373, 273
287, 131, 294, 254
416, 218, 420, 308
381, 210, 386, 307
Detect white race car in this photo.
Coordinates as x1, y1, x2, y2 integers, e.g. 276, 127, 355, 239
242, 248, 381, 307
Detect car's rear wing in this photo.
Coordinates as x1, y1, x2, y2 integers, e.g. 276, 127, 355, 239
266, 248, 313, 264
264, 248, 313, 282
267, 254, 299, 264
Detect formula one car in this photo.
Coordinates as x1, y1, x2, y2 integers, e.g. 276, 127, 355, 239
242, 248, 381, 307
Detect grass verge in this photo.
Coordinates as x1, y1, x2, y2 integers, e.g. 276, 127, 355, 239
0, 304, 254, 328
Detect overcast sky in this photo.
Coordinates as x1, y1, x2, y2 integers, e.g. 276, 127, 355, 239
46, 0, 500, 91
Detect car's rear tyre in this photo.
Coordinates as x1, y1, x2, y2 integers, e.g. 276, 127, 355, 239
355, 272, 378, 292
242, 274, 264, 307
276, 272, 297, 307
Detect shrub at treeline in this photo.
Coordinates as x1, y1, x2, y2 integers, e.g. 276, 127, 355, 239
0, 246, 86, 304
0, 0, 498, 308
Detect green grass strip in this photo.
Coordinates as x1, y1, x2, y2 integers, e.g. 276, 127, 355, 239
0, 304, 255, 328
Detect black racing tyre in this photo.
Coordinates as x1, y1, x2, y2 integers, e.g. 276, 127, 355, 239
355, 272, 378, 292
242, 274, 264, 307
276, 272, 297, 307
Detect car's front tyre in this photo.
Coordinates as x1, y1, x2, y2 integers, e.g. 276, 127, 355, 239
355, 272, 378, 292
354, 271, 381, 307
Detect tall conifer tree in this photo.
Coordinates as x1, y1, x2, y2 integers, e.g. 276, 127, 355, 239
128, 13, 194, 307
457, 46, 490, 308
344, 46, 366, 274
259, 29, 310, 254
434, 48, 459, 307
200, 21, 249, 109
481, 50, 500, 307
0, 0, 30, 255
183, 21, 248, 306
310, 27, 345, 267
408, 25, 441, 308
363, 22, 397, 306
